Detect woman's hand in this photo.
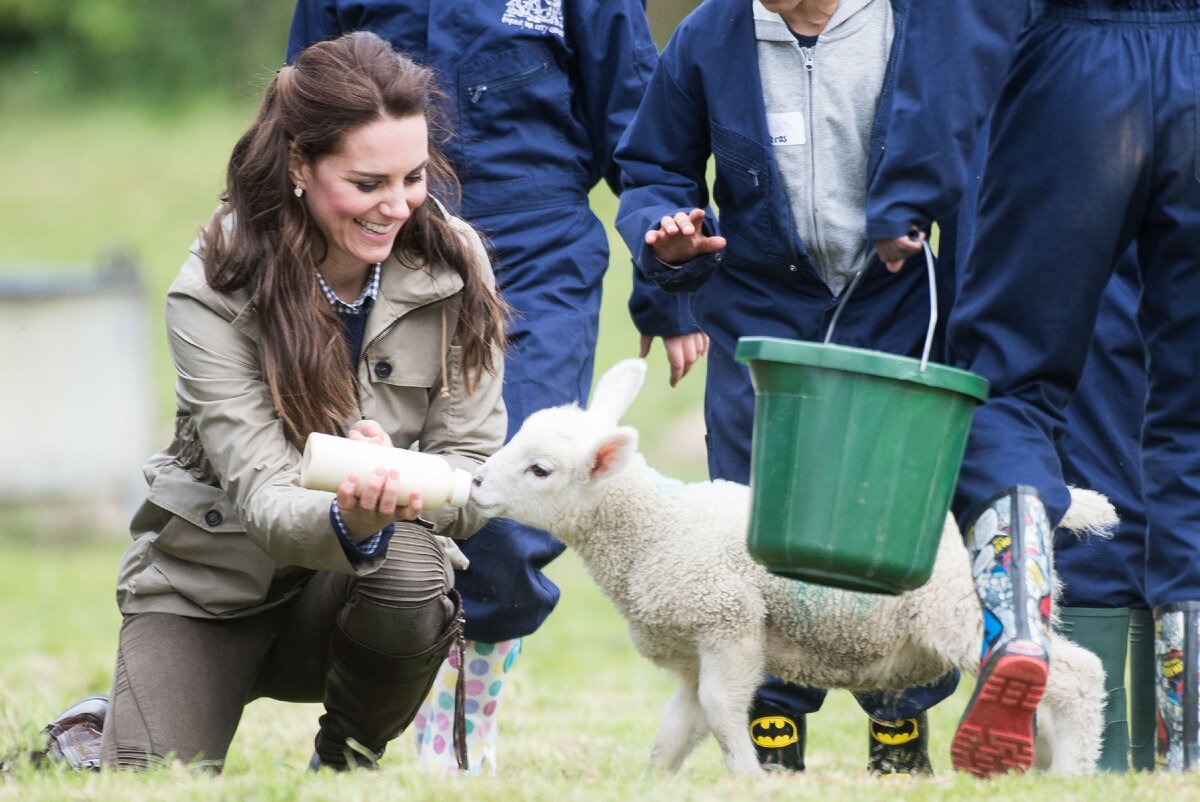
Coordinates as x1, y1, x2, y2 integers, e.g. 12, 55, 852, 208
646, 208, 726, 266
338, 421, 419, 538
347, 419, 393, 447
336, 467, 425, 539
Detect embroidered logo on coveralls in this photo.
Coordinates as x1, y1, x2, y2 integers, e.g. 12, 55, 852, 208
502, 0, 564, 38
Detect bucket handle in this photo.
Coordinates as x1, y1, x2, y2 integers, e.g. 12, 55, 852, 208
823, 239, 938, 373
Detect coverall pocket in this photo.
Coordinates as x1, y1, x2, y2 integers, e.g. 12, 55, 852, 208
457, 40, 572, 184
710, 122, 783, 256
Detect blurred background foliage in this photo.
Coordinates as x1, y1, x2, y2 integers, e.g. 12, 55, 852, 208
0, 0, 295, 106
0, 0, 710, 499
0, 0, 701, 105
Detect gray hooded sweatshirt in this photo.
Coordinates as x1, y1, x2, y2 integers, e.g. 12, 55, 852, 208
754, 0, 894, 294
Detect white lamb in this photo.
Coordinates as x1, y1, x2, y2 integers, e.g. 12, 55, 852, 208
470, 358, 1111, 777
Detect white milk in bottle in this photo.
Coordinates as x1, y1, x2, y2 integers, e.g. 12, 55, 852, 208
299, 432, 473, 510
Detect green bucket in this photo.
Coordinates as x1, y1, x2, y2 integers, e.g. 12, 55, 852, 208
734, 246, 989, 594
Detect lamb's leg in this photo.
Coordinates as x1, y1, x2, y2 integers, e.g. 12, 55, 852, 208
696, 637, 763, 777
649, 670, 708, 773
1034, 635, 1105, 775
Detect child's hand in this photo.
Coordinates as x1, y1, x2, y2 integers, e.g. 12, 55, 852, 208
646, 208, 726, 266
639, 332, 709, 387
873, 228, 925, 273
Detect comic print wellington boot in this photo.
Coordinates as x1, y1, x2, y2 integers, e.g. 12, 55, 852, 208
868, 713, 932, 776
950, 486, 1053, 777
748, 699, 806, 772
1153, 602, 1200, 771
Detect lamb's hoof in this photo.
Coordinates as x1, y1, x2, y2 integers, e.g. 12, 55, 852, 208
869, 714, 932, 777
951, 642, 1048, 778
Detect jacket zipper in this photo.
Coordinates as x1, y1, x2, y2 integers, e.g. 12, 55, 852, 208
468, 61, 550, 104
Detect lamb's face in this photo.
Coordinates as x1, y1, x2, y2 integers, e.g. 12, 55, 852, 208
470, 407, 595, 533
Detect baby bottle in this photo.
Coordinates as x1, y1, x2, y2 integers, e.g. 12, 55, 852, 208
299, 432, 473, 510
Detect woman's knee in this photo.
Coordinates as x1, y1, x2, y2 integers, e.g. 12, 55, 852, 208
354, 524, 453, 607
340, 524, 456, 653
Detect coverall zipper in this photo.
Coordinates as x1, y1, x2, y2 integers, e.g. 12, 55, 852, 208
468, 62, 550, 104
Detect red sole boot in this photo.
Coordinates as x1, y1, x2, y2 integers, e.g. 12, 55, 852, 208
950, 643, 1049, 777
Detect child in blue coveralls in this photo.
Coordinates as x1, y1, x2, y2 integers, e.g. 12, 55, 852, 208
945, 106, 1154, 773
1053, 258, 1155, 773
942, 0, 1200, 775
288, 0, 705, 773
615, 0, 1025, 775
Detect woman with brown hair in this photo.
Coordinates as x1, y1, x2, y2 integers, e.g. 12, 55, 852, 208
95, 30, 508, 771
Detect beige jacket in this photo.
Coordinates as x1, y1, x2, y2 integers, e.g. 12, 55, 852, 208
116, 212, 507, 618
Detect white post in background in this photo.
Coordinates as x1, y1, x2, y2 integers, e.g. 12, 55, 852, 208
0, 258, 152, 533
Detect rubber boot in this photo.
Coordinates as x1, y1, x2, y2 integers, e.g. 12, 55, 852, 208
1055, 606, 1130, 771
1153, 602, 1200, 771
413, 638, 522, 775
868, 713, 932, 776
1129, 608, 1157, 771
312, 591, 464, 771
951, 486, 1054, 777
748, 700, 806, 772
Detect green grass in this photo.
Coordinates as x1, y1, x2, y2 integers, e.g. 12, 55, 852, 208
0, 104, 1190, 800
2, 535, 1195, 801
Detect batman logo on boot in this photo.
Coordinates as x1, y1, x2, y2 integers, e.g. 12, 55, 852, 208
868, 714, 932, 776
748, 701, 805, 772
750, 715, 799, 748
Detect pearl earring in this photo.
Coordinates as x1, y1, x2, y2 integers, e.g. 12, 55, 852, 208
294, 186, 304, 198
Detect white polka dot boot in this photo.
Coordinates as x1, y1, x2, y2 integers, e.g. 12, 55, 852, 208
413, 638, 522, 775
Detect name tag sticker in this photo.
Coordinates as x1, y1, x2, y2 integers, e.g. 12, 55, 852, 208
766, 111, 807, 147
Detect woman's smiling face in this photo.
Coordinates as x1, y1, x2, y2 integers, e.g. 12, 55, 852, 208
294, 113, 429, 278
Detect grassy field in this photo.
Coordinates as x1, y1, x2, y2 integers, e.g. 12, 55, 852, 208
1, 105, 1194, 800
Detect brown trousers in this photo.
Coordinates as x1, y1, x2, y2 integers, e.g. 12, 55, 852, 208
100, 524, 455, 769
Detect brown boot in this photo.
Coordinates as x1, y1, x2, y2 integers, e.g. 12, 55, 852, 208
311, 590, 464, 771
28, 695, 108, 771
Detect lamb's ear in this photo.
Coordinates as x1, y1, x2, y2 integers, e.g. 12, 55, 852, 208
585, 426, 639, 481
587, 359, 647, 423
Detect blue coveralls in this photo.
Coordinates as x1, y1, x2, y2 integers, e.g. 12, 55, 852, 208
947, 0, 1200, 611
615, 0, 1025, 722
944, 126, 1148, 611
1056, 256, 1148, 609
288, 0, 694, 643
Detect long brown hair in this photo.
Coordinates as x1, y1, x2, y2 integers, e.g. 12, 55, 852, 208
201, 31, 507, 445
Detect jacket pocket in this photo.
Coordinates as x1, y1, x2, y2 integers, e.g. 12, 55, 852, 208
142, 471, 278, 615
366, 307, 445, 390
709, 122, 783, 256
149, 514, 278, 615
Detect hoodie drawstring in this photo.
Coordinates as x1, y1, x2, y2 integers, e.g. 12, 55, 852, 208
439, 306, 450, 399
